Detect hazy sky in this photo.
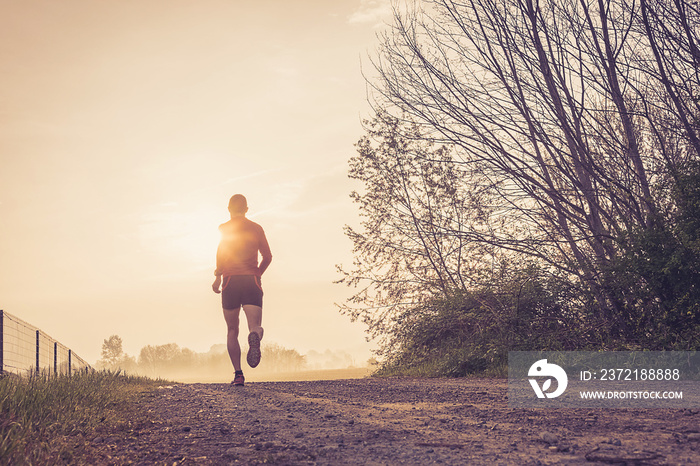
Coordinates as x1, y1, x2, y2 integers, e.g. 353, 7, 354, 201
0, 0, 392, 365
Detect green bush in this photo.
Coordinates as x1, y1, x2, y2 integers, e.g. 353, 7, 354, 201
606, 161, 700, 350
375, 270, 600, 378
374, 163, 700, 378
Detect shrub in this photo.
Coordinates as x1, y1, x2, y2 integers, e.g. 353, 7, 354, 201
375, 271, 600, 377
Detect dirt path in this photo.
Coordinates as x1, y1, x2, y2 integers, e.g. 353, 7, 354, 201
84, 377, 699, 465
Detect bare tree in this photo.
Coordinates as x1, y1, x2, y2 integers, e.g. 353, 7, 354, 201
638, 0, 700, 159
367, 0, 697, 332
338, 111, 505, 339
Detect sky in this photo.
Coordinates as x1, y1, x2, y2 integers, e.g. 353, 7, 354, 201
0, 0, 394, 367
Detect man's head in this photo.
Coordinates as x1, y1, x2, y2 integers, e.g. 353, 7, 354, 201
228, 194, 248, 216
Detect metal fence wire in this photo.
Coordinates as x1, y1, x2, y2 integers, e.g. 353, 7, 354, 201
0, 310, 91, 376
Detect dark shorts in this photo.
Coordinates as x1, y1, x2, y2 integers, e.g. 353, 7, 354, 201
221, 275, 263, 309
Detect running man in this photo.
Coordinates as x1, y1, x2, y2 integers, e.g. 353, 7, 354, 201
212, 194, 272, 386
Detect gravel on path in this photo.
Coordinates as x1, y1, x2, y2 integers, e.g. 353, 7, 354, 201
81, 377, 700, 465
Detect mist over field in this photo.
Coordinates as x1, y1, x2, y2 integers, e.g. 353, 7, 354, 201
97, 336, 372, 383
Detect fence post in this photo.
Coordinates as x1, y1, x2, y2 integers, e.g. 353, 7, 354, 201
54, 342, 58, 375
0, 310, 4, 375
36, 330, 40, 374
68, 349, 72, 376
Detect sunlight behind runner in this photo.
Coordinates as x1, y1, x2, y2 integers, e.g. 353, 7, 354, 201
0, 0, 382, 367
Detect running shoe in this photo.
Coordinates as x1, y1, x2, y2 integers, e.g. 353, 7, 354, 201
232, 372, 245, 386
247, 331, 261, 368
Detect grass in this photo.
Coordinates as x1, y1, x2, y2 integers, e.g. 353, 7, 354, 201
0, 370, 162, 464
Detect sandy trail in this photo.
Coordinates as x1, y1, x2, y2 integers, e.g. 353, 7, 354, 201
84, 377, 699, 464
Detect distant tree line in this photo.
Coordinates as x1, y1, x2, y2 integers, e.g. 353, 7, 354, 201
339, 0, 700, 376
97, 335, 307, 379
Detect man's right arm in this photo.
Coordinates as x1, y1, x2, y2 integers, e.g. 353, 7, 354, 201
213, 237, 224, 293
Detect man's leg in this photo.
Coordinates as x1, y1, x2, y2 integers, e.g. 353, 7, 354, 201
242, 304, 264, 339
222, 307, 242, 371
242, 304, 263, 367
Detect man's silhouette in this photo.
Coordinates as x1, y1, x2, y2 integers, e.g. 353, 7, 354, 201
212, 194, 272, 386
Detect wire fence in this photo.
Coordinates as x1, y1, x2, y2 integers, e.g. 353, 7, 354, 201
0, 310, 91, 376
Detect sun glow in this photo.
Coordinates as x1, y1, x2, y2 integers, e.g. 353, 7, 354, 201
139, 204, 222, 268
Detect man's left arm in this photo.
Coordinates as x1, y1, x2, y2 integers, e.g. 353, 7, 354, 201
258, 230, 272, 276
